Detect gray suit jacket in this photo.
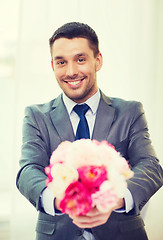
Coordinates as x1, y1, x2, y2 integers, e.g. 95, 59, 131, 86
16, 91, 163, 240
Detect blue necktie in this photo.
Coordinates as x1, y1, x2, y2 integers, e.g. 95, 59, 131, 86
73, 104, 92, 233
73, 104, 90, 140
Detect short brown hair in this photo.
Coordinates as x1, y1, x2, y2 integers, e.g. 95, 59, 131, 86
49, 22, 99, 57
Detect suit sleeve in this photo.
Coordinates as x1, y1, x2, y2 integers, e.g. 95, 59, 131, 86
16, 106, 51, 211
126, 102, 163, 215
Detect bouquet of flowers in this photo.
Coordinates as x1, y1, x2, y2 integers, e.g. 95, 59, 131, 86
45, 139, 134, 216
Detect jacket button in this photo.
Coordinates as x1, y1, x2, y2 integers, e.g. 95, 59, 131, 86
76, 229, 82, 236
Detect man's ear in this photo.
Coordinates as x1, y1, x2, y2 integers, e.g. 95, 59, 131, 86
51, 60, 54, 71
95, 52, 103, 72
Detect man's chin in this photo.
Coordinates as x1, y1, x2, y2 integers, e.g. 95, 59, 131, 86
65, 92, 88, 103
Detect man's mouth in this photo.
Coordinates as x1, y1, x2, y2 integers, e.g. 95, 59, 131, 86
67, 80, 81, 86
63, 76, 86, 87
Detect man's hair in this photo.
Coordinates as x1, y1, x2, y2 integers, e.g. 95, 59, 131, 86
49, 22, 99, 57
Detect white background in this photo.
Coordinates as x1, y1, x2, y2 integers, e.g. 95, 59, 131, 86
0, 0, 163, 239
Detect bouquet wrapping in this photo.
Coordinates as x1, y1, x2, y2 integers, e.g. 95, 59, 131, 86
45, 139, 134, 216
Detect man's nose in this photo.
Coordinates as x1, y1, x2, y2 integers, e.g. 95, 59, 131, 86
66, 62, 78, 77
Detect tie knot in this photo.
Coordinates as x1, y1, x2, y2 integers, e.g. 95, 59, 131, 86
73, 104, 90, 117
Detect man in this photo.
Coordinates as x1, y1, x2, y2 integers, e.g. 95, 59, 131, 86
16, 22, 163, 240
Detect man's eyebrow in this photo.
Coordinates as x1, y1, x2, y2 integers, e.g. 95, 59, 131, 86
76, 53, 88, 57
53, 56, 64, 61
53, 53, 88, 61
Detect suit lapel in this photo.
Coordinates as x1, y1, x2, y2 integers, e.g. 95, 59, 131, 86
92, 92, 115, 141
50, 94, 75, 142
50, 92, 115, 142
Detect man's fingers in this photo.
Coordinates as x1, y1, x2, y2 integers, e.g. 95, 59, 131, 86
69, 208, 112, 229
72, 216, 109, 228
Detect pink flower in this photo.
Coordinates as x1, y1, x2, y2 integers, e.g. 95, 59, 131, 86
78, 165, 107, 193
92, 181, 118, 212
59, 181, 92, 216
45, 139, 134, 215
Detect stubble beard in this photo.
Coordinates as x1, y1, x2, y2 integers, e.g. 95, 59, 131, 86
64, 81, 97, 103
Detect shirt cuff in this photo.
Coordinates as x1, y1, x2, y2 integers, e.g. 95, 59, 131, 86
41, 188, 134, 215
125, 188, 134, 213
41, 188, 63, 216
115, 188, 134, 213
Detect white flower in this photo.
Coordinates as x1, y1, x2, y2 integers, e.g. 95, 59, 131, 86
108, 168, 127, 198
66, 139, 101, 169
48, 163, 79, 199
45, 139, 134, 215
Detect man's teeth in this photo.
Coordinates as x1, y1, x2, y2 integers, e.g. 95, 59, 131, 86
68, 80, 80, 85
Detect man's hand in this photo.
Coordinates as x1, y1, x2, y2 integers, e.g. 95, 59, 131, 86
69, 207, 112, 228
69, 198, 125, 229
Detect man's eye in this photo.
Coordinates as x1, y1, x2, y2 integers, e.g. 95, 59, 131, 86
58, 61, 65, 65
78, 58, 85, 63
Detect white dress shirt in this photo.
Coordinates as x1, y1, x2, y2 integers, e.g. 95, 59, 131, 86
63, 89, 100, 138
41, 90, 134, 240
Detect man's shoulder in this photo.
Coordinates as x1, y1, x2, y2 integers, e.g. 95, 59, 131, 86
111, 97, 144, 117
111, 97, 140, 108
101, 92, 143, 115
102, 91, 141, 107
25, 94, 62, 115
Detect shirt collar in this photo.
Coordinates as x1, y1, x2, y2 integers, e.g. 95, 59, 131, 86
62, 89, 100, 115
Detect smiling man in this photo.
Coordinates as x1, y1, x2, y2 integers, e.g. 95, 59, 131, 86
50, 36, 102, 103
16, 22, 163, 240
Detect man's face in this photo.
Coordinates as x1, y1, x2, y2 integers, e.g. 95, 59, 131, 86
51, 38, 103, 103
